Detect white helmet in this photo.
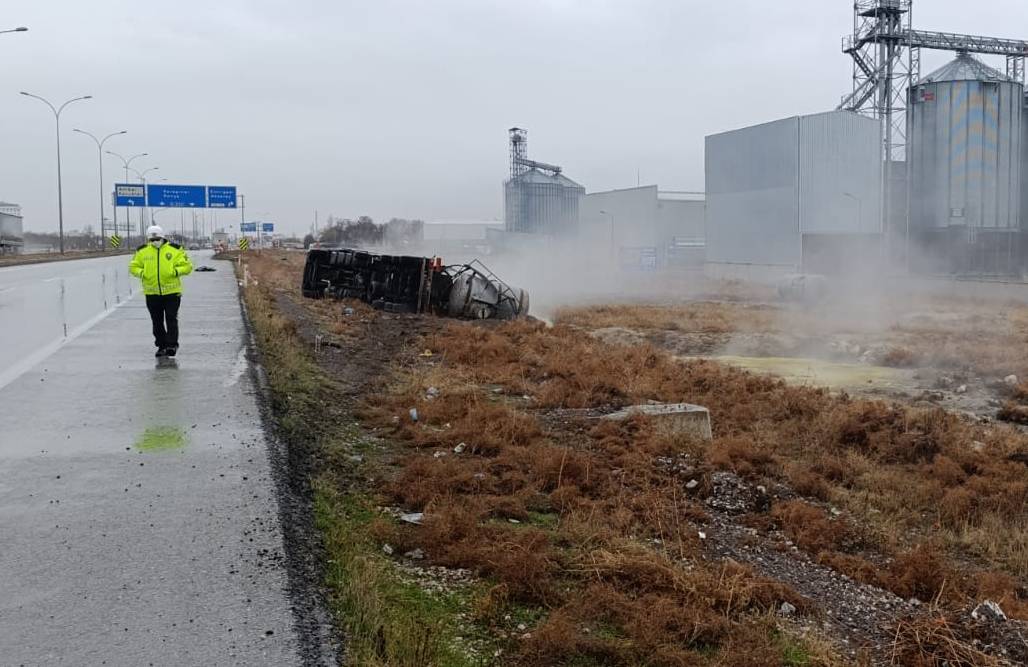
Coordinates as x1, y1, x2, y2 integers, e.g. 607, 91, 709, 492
146, 225, 164, 239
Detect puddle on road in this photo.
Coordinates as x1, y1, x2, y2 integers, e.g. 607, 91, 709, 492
703, 355, 915, 392
135, 426, 187, 452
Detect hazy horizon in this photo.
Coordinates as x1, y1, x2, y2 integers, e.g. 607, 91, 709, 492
1, 0, 1023, 236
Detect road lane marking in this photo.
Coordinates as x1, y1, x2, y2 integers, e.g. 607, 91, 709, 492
0, 292, 136, 392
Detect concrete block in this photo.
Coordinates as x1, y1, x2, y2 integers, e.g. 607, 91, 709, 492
603, 402, 712, 441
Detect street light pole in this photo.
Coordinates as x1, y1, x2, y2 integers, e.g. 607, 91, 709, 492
130, 167, 159, 236
21, 92, 92, 254
107, 151, 148, 244
74, 129, 126, 246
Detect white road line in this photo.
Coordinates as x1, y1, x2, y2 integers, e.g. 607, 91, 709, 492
0, 293, 136, 392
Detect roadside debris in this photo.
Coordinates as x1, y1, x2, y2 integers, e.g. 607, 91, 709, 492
301, 248, 529, 319
602, 402, 712, 441
972, 600, 1008, 623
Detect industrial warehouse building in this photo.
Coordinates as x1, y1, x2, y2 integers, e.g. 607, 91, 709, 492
704, 110, 883, 277
580, 186, 705, 268
0, 201, 23, 255
421, 220, 503, 255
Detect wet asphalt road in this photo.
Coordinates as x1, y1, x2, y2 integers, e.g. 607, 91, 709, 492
0, 253, 309, 665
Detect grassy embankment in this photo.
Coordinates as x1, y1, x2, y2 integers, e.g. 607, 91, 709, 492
242, 253, 841, 666
241, 256, 487, 667
244, 253, 1028, 665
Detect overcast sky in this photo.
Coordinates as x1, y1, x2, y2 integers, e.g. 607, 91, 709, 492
0, 0, 1024, 236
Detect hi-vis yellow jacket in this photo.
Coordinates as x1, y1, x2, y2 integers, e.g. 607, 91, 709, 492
129, 242, 194, 295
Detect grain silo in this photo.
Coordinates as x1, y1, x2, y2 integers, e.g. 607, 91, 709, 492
503, 128, 585, 236
908, 52, 1023, 273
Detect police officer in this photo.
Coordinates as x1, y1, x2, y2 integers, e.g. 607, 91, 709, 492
129, 225, 194, 357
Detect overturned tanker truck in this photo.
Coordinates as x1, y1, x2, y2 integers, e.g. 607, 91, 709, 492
301, 248, 529, 320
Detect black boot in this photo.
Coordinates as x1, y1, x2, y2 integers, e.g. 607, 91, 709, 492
155, 348, 167, 357
166, 347, 177, 358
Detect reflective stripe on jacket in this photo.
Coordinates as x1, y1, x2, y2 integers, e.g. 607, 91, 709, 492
128, 242, 193, 295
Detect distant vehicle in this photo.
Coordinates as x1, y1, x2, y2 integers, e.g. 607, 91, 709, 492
188, 244, 200, 251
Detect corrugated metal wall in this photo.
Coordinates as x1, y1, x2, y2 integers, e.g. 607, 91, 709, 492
580, 187, 707, 265
580, 186, 659, 250
1022, 98, 1028, 233
504, 180, 582, 236
798, 111, 883, 235
705, 117, 801, 266
910, 79, 1022, 231
656, 199, 705, 240
705, 111, 882, 268
0, 212, 24, 249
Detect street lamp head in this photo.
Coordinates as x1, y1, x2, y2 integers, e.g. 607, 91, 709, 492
82, 95, 93, 100
15, 27, 27, 32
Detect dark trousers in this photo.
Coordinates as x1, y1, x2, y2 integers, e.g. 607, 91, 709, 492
145, 294, 182, 349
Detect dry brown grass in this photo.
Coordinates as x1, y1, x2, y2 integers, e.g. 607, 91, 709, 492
890, 614, 1005, 666
358, 344, 833, 662
252, 255, 1028, 662
772, 500, 862, 555
554, 301, 781, 335
378, 319, 1028, 618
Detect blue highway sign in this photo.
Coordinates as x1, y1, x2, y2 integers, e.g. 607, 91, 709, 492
208, 186, 237, 208
240, 222, 257, 233
261, 222, 274, 233
115, 183, 146, 207
147, 184, 206, 208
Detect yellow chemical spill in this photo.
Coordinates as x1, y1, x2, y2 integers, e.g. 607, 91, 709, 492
135, 425, 187, 452
702, 355, 913, 391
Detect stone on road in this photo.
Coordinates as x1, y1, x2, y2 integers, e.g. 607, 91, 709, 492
0, 254, 315, 665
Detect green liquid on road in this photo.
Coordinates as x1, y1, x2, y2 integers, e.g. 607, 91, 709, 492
135, 426, 187, 452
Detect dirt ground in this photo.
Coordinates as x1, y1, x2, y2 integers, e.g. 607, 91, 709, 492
246, 252, 1028, 666
564, 297, 1028, 425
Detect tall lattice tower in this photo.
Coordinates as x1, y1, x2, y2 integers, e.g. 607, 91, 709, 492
509, 128, 528, 180
839, 0, 917, 164
506, 128, 528, 232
